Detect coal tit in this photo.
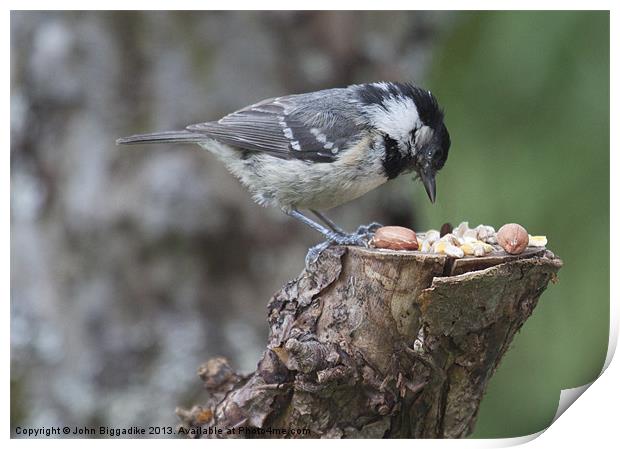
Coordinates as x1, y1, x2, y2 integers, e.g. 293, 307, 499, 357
117, 81, 451, 255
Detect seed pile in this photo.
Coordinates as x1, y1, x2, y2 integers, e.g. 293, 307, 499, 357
371, 221, 547, 258
417, 222, 496, 257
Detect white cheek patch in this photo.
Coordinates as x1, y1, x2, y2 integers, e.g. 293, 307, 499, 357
365, 96, 421, 143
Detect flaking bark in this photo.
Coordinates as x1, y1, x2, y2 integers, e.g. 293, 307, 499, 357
177, 246, 562, 438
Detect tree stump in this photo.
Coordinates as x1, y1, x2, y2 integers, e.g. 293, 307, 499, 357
177, 245, 562, 438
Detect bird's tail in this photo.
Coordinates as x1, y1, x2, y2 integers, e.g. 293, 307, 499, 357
116, 130, 206, 146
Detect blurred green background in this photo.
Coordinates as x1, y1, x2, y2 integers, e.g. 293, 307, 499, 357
11, 10, 609, 438
419, 11, 609, 437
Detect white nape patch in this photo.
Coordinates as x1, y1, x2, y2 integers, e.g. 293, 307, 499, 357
365, 96, 421, 143
373, 82, 392, 91
323, 142, 334, 150
283, 127, 293, 139
290, 140, 301, 151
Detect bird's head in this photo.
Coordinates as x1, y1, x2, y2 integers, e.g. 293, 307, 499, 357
357, 82, 451, 203
411, 120, 451, 203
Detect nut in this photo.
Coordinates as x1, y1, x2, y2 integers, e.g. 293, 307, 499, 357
460, 242, 475, 256
432, 240, 464, 258
528, 235, 548, 247
424, 230, 440, 245
473, 242, 493, 257
432, 240, 447, 253
444, 244, 465, 258
473, 244, 486, 257
440, 222, 453, 237
420, 239, 432, 253
496, 223, 529, 255
475, 224, 496, 243
371, 226, 418, 250
462, 229, 478, 242
452, 221, 470, 239
460, 240, 493, 257
439, 233, 460, 246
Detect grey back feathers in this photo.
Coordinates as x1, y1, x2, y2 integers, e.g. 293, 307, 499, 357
118, 87, 368, 163
187, 89, 366, 163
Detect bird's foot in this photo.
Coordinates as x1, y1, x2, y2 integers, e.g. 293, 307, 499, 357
305, 241, 333, 268
353, 221, 383, 237
304, 225, 382, 269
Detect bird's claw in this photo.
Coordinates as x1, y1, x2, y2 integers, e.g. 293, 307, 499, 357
354, 221, 383, 237
305, 241, 332, 268
304, 222, 383, 269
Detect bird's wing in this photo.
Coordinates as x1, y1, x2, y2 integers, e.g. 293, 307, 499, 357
187, 91, 366, 163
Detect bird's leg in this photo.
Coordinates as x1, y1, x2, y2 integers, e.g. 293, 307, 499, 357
285, 209, 365, 245
310, 209, 382, 238
310, 209, 347, 235
284, 208, 371, 268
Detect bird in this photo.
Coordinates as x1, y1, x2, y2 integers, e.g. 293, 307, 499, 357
117, 81, 451, 263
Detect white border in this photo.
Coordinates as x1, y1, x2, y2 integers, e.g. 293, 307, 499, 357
5, 2, 616, 447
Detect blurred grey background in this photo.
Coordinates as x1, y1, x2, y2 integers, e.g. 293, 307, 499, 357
11, 11, 609, 438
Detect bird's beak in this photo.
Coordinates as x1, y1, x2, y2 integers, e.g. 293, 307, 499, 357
421, 171, 436, 204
